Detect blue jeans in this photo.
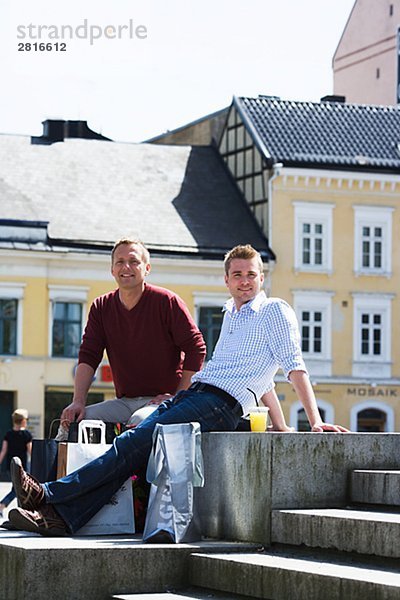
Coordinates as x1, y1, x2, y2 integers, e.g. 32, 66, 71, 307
43, 389, 241, 533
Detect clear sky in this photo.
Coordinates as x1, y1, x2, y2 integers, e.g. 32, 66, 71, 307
0, 0, 355, 143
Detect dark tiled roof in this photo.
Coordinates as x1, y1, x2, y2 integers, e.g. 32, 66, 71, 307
0, 135, 272, 260
235, 96, 400, 171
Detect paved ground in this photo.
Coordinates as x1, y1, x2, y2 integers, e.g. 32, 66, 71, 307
0, 480, 17, 523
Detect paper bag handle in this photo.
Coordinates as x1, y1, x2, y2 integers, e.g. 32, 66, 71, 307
78, 420, 106, 444
47, 418, 61, 439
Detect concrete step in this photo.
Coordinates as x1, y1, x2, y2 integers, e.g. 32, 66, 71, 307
0, 529, 260, 600
271, 507, 400, 558
112, 587, 256, 599
351, 470, 400, 506
189, 546, 400, 600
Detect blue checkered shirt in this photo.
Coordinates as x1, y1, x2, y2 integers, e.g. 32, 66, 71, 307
192, 291, 307, 415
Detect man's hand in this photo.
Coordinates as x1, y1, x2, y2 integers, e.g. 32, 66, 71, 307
146, 394, 173, 406
60, 401, 86, 427
311, 423, 350, 433
61, 363, 94, 426
288, 372, 350, 433
267, 424, 295, 432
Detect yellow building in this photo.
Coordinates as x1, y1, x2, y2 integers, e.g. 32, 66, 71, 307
0, 121, 272, 442
218, 95, 400, 431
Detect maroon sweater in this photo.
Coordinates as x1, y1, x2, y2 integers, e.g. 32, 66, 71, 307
78, 284, 206, 398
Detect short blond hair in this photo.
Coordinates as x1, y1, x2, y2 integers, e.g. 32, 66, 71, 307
224, 244, 264, 275
12, 409, 28, 425
111, 238, 150, 265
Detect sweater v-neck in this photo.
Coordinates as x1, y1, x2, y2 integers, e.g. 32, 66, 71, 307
117, 284, 147, 312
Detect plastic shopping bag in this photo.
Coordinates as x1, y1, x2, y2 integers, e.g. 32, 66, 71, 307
65, 420, 135, 535
143, 422, 204, 543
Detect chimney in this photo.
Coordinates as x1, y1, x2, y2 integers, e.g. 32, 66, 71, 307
31, 120, 112, 145
42, 120, 65, 142
320, 95, 346, 103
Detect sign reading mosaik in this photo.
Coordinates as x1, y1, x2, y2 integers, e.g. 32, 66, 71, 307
346, 387, 398, 398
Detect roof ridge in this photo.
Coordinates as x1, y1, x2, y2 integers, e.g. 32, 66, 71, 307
238, 95, 400, 113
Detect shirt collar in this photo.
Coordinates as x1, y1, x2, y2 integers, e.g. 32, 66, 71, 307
224, 291, 267, 314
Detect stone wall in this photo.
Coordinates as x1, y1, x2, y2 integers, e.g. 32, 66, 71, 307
198, 432, 400, 545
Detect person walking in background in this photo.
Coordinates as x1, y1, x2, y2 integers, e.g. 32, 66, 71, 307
0, 409, 32, 517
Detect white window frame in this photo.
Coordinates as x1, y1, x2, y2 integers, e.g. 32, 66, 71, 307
193, 292, 229, 361
293, 290, 333, 377
48, 285, 89, 358
293, 202, 334, 273
350, 400, 394, 432
0, 282, 26, 355
290, 399, 334, 431
352, 293, 393, 378
193, 292, 229, 316
353, 205, 393, 277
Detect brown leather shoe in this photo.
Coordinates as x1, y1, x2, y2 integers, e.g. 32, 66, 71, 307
10, 456, 45, 511
8, 505, 67, 537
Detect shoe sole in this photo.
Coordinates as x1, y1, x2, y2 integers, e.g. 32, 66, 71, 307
8, 508, 66, 537
0, 520, 18, 531
10, 457, 43, 511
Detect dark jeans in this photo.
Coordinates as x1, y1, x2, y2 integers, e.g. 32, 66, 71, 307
43, 389, 241, 533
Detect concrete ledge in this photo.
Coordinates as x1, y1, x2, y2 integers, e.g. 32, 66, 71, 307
189, 549, 400, 600
198, 432, 400, 545
271, 508, 400, 558
112, 588, 256, 599
0, 530, 259, 600
351, 470, 400, 505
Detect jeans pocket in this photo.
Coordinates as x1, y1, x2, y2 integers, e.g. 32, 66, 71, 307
202, 402, 238, 432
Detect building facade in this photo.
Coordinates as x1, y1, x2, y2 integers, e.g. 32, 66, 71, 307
217, 95, 400, 431
333, 0, 400, 105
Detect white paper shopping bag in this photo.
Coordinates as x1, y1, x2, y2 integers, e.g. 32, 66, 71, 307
66, 420, 135, 535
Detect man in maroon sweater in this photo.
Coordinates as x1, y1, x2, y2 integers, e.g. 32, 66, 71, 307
56, 238, 206, 439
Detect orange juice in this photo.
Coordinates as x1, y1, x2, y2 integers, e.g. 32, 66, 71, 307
249, 407, 269, 432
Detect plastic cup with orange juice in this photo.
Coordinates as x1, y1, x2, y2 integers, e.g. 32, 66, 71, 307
249, 406, 269, 432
